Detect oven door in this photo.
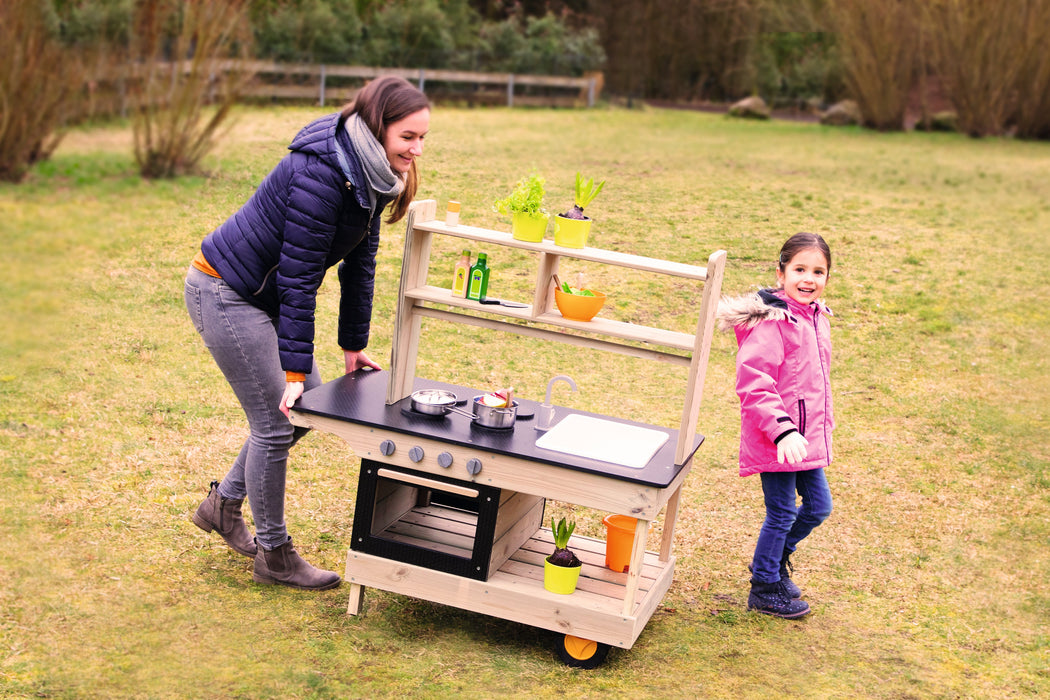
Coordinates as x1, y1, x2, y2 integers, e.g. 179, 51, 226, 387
351, 459, 504, 580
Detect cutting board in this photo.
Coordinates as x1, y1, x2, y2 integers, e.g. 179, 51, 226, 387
534, 414, 670, 469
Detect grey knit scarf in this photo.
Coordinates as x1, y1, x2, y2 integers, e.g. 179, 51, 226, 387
344, 113, 405, 214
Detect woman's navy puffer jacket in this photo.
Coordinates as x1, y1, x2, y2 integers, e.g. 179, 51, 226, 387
201, 112, 387, 375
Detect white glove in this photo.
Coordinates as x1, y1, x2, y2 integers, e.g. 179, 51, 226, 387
776, 432, 809, 465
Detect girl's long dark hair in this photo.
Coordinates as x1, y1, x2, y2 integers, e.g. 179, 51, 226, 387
778, 232, 832, 274
341, 76, 430, 223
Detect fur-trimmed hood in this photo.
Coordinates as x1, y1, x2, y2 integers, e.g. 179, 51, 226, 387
716, 288, 832, 332
716, 289, 790, 332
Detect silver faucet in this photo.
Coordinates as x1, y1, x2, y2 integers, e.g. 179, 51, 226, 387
536, 374, 577, 431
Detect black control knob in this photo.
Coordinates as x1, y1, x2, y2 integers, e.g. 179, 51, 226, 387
379, 440, 395, 456
465, 458, 482, 475
437, 452, 454, 468
409, 446, 425, 463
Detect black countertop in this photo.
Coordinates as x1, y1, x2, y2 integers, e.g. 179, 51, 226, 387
293, 369, 701, 489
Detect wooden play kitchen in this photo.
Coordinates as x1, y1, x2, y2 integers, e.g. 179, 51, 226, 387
289, 200, 726, 667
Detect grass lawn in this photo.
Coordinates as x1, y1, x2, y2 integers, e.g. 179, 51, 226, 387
1, 103, 1048, 699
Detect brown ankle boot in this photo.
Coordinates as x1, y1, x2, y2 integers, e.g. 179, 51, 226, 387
253, 537, 341, 591
192, 481, 257, 557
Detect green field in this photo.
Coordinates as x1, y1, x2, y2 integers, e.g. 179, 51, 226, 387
2, 105, 1047, 698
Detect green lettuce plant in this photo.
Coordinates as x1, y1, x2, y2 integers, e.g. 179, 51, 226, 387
494, 173, 547, 217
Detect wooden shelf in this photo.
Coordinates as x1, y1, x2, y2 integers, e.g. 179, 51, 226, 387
405, 284, 697, 353
346, 525, 674, 649
413, 219, 712, 280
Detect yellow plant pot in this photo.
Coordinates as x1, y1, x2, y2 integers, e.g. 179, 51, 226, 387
511, 212, 549, 242
543, 558, 582, 594
553, 215, 592, 248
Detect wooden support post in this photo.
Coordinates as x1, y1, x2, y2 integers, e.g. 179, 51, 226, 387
659, 484, 683, 561
347, 583, 365, 615
621, 517, 650, 615
533, 252, 561, 316
675, 249, 726, 465
388, 200, 438, 404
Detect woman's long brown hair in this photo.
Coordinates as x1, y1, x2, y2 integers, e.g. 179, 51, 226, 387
341, 77, 430, 223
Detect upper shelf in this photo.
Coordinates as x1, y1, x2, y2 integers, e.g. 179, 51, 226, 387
412, 220, 712, 282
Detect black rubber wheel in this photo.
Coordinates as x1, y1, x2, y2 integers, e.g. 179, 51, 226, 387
556, 634, 611, 669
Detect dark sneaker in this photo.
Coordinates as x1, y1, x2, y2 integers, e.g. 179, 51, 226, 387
748, 579, 811, 618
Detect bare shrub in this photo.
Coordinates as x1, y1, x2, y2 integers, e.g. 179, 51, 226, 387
1009, 0, 1050, 139
825, 0, 920, 131
130, 0, 253, 179
0, 0, 82, 182
56, 0, 134, 123
922, 0, 1029, 137
593, 0, 760, 101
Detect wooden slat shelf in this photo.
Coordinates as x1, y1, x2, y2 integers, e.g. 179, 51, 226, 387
379, 503, 661, 595
405, 284, 697, 353
412, 220, 711, 280
346, 524, 674, 648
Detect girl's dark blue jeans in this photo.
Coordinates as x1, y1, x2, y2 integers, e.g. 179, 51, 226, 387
751, 468, 833, 583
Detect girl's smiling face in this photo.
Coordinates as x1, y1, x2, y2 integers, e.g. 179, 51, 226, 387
383, 107, 430, 174
776, 247, 830, 305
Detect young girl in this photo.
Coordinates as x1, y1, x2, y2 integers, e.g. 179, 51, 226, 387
717, 232, 835, 618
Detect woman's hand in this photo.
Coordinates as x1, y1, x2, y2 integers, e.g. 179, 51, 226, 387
344, 349, 382, 374
279, 381, 305, 418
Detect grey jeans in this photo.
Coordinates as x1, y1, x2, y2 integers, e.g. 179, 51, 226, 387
184, 266, 321, 549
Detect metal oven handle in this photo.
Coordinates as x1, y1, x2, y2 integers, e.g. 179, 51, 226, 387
375, 468, 480, 499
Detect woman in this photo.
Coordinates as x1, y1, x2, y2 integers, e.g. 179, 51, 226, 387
185, 77, 430, 590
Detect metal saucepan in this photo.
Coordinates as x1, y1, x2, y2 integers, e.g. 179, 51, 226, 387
410, 390, 474, 418
472, 395, 519, 429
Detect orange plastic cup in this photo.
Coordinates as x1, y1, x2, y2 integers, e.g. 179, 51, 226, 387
603, 514, 638, 573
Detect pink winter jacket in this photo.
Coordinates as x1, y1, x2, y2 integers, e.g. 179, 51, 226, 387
716, 289, 834, 477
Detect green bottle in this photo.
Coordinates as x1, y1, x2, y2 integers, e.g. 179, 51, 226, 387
466, 252, 490, 301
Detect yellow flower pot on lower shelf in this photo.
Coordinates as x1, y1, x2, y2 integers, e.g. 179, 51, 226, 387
543, 558, 582, 594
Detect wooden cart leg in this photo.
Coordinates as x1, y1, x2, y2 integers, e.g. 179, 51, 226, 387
347, 583, 365, 616
621, 518, 650, 615
659, 484, 683, 562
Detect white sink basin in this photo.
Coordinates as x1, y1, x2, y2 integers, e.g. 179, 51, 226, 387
534, 414, 670, 469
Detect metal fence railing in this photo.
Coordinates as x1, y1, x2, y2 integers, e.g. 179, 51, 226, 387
82, 60, 603, 118
240, 61, 602, 108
